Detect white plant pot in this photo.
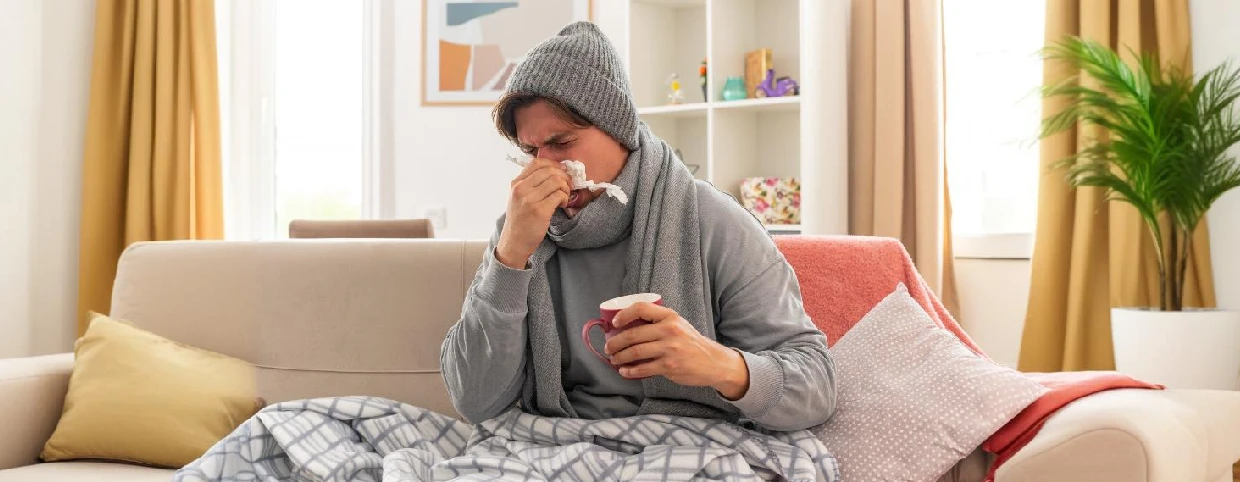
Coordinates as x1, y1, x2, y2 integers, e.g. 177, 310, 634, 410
1111, 307, 1240, 390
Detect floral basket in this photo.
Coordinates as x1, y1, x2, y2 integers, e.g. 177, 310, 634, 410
739, 177, 800, 225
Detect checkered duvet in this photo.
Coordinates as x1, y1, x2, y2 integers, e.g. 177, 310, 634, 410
173, 396, 840, 481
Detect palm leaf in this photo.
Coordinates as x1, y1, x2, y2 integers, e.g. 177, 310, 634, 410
1037, 36, 1240, 310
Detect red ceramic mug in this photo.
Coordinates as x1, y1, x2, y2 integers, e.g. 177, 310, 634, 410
581, 293, 662, 368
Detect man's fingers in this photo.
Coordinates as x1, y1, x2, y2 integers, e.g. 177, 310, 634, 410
529, 173, 570, 201
536, 189, 569, 214
618, 358, 667, 380
612, 302, 674, 329
511, 160, 541, 184
604, 324, 667, 356
557, 176, 572, 208
514, 169, 570, 206
536, 158, 573, 187
512, 158, 565, 185
518, 165, 562, 189
609, 340, 672, 366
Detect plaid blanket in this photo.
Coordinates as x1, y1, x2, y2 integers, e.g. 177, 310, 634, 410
174, 396, 840, 482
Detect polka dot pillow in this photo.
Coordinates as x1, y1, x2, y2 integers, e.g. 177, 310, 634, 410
812, 283, 1046, 481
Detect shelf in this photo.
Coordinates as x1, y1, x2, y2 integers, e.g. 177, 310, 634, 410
634, 0, 705, 8
764, 224, 802, 234
637, 102, 709, 119
626, 0, 810, 223
629, 1, 706, 108
638, 97, 801, 118
763, 224, 803, 234
712, 96, 801, 113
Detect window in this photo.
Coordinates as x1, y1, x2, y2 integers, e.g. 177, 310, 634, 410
272, 1, 366, 233
943, 0, 1045, 258
217, 0, 380, 240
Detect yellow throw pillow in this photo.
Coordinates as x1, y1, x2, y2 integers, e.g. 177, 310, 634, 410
40, 312, 261, 468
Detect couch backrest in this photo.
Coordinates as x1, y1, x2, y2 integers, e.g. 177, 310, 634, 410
110, 239, 488, 420
108, 236, 981, 422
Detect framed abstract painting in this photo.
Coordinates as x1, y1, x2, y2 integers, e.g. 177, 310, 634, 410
422, 0, 593, 106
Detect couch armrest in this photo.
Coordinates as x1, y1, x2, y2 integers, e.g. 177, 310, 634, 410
0, 353, 73, 470
996, 388, 1227, 482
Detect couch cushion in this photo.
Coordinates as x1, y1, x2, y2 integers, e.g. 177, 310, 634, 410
0, 462, 173, 482
40, 314, 261, 469
1161, 390, 1240, 480
812, 284, 1046, 481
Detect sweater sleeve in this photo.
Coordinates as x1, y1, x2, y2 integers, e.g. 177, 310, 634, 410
439, 221, 534, 423
696, 184, 838, 431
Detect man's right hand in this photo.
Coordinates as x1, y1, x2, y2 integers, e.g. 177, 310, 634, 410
495, 158, 572, 269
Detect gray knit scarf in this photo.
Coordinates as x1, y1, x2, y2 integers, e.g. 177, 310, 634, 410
517, 125, 738, 422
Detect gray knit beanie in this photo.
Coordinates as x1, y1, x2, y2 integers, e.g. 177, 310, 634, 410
505, 21, 640, 151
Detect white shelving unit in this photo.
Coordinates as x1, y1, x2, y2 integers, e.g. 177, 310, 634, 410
626, 0, 807, 232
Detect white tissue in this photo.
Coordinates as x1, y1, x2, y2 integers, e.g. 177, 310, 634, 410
506, 154, 628, 205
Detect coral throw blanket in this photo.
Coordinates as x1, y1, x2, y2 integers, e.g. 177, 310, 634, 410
772, 235, 1164, 478
772, 235, 983, 354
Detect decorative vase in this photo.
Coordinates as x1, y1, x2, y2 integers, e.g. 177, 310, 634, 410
1111, 307, 1240, 390
721, 76, 747, 101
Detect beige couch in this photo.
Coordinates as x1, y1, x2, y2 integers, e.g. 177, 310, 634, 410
1, 239, 1238, 481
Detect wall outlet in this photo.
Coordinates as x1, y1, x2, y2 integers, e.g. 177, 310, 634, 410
425, 207, 447, 229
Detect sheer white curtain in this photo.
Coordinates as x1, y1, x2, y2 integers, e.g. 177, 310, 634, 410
215, 0, 388, 240
942, 0, 1046, 259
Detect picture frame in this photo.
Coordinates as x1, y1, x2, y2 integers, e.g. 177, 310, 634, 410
422, 0, 594, 106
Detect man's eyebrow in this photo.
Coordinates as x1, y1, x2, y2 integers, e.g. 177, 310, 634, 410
543, 132, 572, 143
519, 132, 573, 151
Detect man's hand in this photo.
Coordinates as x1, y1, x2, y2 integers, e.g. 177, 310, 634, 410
605, 302, 751, 400
495, 158, 571, 269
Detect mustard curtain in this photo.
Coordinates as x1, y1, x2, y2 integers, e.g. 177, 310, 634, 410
849, 0, 961, 315
77, 0, 224, 335
1018, 0, 1216, 372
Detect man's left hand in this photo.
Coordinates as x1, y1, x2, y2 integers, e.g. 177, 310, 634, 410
605, 302, 750, 400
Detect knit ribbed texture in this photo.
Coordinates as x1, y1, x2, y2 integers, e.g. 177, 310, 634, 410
505, 21, 640, 151
517, 125, 738, 422
475, 250, 534, 313
731, 351, 786, 417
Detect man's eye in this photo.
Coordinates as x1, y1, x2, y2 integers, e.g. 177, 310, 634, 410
521, 146, 536, 155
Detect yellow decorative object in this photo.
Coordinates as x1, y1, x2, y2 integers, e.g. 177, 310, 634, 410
745, 48, 772, 97
40, 313, 261, 468
667, 73, 685, 104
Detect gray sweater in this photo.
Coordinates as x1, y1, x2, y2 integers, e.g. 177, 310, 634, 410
441, 184, 837, 431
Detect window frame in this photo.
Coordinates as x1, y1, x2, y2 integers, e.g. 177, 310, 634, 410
942, 0, 1044, 260
218, 0, 390, 240
953, 233, 1034, 260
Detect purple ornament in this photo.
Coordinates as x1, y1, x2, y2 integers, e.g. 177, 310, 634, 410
754, 68, 799, 98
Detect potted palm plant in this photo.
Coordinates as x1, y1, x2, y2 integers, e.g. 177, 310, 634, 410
1041, 36, 1240, 389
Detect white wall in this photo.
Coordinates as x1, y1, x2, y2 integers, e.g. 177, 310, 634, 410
390, 1, 627, 239
1192, 0, 1240, 312
0, 0, 94, 358
0, 0, 41, 358
955, 258, 1030, 368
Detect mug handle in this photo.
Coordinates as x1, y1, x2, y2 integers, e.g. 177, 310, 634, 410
581, 319, 613, 366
